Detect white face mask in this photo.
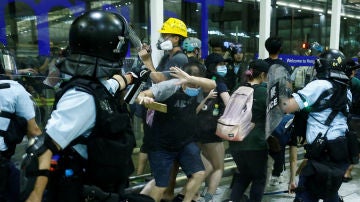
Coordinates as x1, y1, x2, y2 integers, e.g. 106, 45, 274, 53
157, 40, 173, 50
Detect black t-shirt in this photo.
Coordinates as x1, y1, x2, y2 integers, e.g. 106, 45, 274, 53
150, 89, 198, 151
264, 58, 292, 74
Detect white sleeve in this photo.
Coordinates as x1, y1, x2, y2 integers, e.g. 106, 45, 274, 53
46, 89, 96, 149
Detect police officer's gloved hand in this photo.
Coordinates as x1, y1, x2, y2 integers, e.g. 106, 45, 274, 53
127, 69, 151, 85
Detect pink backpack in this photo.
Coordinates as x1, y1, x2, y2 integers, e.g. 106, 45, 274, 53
216, 86, 255, 141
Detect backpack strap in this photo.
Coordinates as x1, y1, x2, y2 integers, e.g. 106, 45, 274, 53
173, 50, 184, 57
0, 111, 14, 119
310, 88, 333, 111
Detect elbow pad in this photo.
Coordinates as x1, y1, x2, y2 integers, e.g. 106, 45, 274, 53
26, 133, 60, 157
20, 133, 58, 199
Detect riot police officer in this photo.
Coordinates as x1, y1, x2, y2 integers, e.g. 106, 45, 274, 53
0, 43, 42, 201
22, 10, 149, 202
283, 49, 351, 201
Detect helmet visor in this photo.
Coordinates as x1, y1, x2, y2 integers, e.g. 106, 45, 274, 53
1, 50, 17, 74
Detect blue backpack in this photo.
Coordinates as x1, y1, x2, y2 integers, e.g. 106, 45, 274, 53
271, 114, 294, 147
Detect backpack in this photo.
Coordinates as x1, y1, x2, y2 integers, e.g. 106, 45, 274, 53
292, 66, 315, 90
267, 114, 295, 152
215, 85, 255, 141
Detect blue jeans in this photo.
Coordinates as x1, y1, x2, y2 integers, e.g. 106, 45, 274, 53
148, 142, 204, 187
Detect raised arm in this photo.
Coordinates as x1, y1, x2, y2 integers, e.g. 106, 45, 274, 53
169, 66, 216, 92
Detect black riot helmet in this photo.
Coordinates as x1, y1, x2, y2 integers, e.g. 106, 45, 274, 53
69, 10, 128, 62
62, 10, 130, 78
314, 49, 347, 80
0, 43, 17, 75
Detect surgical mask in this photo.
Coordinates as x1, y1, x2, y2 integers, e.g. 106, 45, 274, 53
184, 87, 200, 97
216, 65, 227, 77
157, 40, 173, 50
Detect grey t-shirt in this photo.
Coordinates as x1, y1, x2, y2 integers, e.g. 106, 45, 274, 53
150, 79, 203, 102
157, 52, 188, 78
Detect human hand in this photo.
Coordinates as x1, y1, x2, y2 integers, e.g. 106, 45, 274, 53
169, 66, 191, 84
206, 89, 218, 99
138, 43, 152, 61
138, 95, 154, 105
127, 69, 151, 84
18, 68, 38, 75
288, 182, 297, 194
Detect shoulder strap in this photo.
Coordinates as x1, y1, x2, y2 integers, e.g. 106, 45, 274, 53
0, 111, 14, 119
54, 78, 102, 146
0, 83, 10, 89
324, 110, 339, 126
173, 50, 184, 57
251, 83, 262, 90
54, 77, 99, 109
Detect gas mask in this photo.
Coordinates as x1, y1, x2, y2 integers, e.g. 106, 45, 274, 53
157, 38, 173, 50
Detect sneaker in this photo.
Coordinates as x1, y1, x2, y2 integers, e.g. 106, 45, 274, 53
200, 187, 221, 197
172, 194, 184, 202
196, 193, 214, 202
197, 197, 214, 202
269, 175, 282, 186
200, 187, 207, 197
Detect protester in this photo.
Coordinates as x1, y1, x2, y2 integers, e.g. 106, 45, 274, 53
182, 37, 203, 64
264, 36, 293, 186
225, 59, 270, 202
136, 63, 216, 202
138, 17, 189, 83
194, 53, 230, 202
264, 36, 292, 74
137, 17, 190, 201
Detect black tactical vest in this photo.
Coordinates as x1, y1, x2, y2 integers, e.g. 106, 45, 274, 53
54, 77, 135, 188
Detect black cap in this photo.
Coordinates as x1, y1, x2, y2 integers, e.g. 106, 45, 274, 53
346, 58, 360, 71
249, 59, 270, 73
205, 53, 225, 68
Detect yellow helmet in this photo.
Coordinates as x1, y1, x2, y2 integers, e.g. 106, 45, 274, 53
159, 18, 188, 38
